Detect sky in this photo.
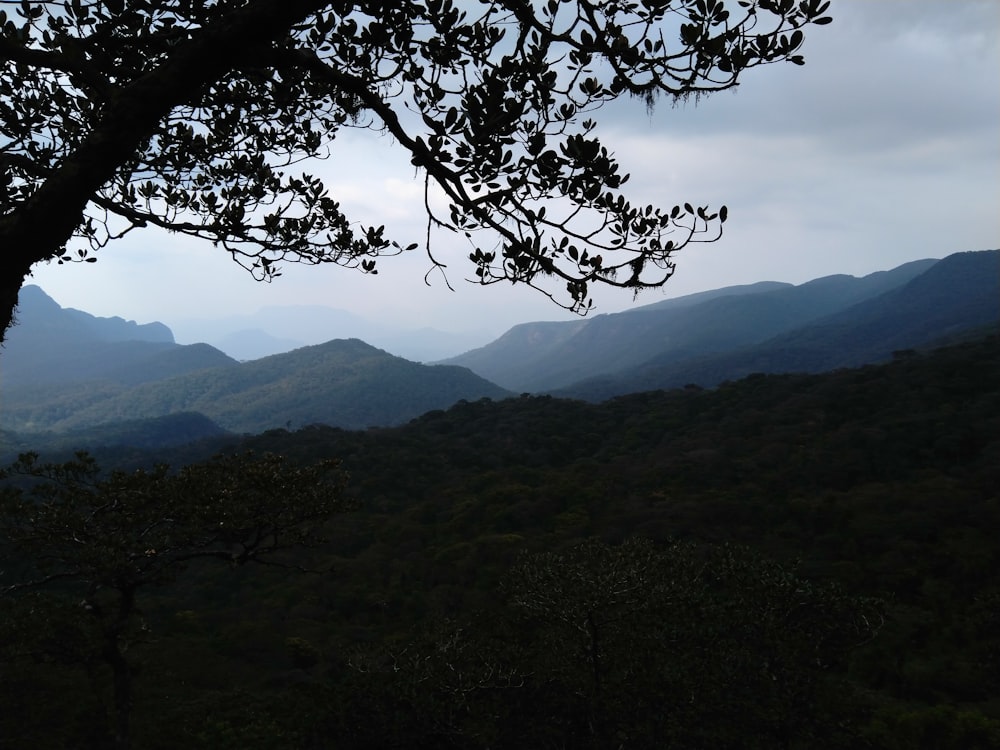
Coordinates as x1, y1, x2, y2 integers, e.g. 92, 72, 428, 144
26, 0, 1000, 345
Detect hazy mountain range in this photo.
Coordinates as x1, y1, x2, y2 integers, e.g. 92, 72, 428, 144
1, 303, 508, 434
0, 249, 996, 446
168, 306, 493, 362
443, 250, 999, 397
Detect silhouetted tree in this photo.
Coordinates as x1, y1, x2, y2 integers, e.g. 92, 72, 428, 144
0, 0, 832, 339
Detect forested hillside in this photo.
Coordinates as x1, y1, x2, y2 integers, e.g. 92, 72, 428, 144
3, 335, 998, 748
6, 252, 994, 442
444, 251, 996, 395
2, 337, 510, 435
0, 286, 234, 388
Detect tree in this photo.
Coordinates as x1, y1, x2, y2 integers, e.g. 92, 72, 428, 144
322, 538, 883, 749
0, 0, 832, 340
500, 538, 884, 749
0, 450, 350, 750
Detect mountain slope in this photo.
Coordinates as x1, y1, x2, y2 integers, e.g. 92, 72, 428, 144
561, 250, 999, 400
12, 284, 174, 344
444, 258, 939, 392
25, 338, 511, 434
1, 286, 236, 388
172, 304, 492, 362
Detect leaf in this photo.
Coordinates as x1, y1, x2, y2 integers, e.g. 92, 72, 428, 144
0, 0, 828, 338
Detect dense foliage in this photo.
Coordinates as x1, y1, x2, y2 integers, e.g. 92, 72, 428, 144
1, 338, 511, 434
0, 451, 349, 749
3, 334, 998, 747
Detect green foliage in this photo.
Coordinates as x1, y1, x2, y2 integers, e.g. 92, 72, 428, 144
1, 0, 833, 339
1, 451, 348, 590
862, 705, 1000, 750
284, 636, 321, 670
497, 538, 882, 749
333, 539, 881, 749
1, 338, 510, 435
225, 335, 1000, 721
0, 450, 350, 749
3, 336, 999, 747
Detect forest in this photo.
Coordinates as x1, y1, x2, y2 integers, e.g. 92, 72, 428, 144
1, 1, 995, 746
2, 333, 998, 749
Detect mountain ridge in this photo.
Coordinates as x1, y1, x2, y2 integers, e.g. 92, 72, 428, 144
557, 250, 999, 400
2, 286, 236, 388
4, 250, 995, 440
2, 336, 510, 435
442, 255, 945, 392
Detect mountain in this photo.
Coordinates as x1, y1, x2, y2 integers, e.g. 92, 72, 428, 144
622, 280, 792, 312
5, 250, 994, 440
559, 250, 1000, 400
12, 284, 175, 344
443, 257, 941, 392
4, 338, 511, 435
439, 318, 591, 395
170, 305, 493, 362
1, 286, 237, 388
209, 328, 308, 362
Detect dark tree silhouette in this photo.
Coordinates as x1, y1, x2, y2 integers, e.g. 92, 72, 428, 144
0, 0, 831, 339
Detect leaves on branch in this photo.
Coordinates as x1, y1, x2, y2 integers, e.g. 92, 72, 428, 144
0, 1, 831, 321
0, 450, 350, 596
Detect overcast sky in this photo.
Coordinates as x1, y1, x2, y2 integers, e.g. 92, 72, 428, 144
27, 0, 1000, 343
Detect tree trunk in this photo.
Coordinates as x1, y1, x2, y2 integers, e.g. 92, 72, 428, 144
103, 586, 137, 750
0, 262, 32, 343
105, 635, 133, 750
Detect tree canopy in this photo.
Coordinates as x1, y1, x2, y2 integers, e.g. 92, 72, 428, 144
0, 0, 831, 339
0, 450, 350, 749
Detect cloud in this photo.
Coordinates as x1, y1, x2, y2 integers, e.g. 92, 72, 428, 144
603, 0, 999, 151
22, 1, 1000, 339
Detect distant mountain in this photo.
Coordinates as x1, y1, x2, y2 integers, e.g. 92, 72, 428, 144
12, 284, 175, 344
558, 250, 1000, 400
440, 319, 591, 394
622, 280, 792, 313
208, 328, 308, 362
5, 251, 994, 442
1, 286, 236, 388
3, 338, 511, 435
171, 305, 493, 362
443, 258, 940, 392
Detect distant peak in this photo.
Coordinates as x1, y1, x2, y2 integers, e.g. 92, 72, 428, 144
10, 286, 175, 344
18, 284, 60, 309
